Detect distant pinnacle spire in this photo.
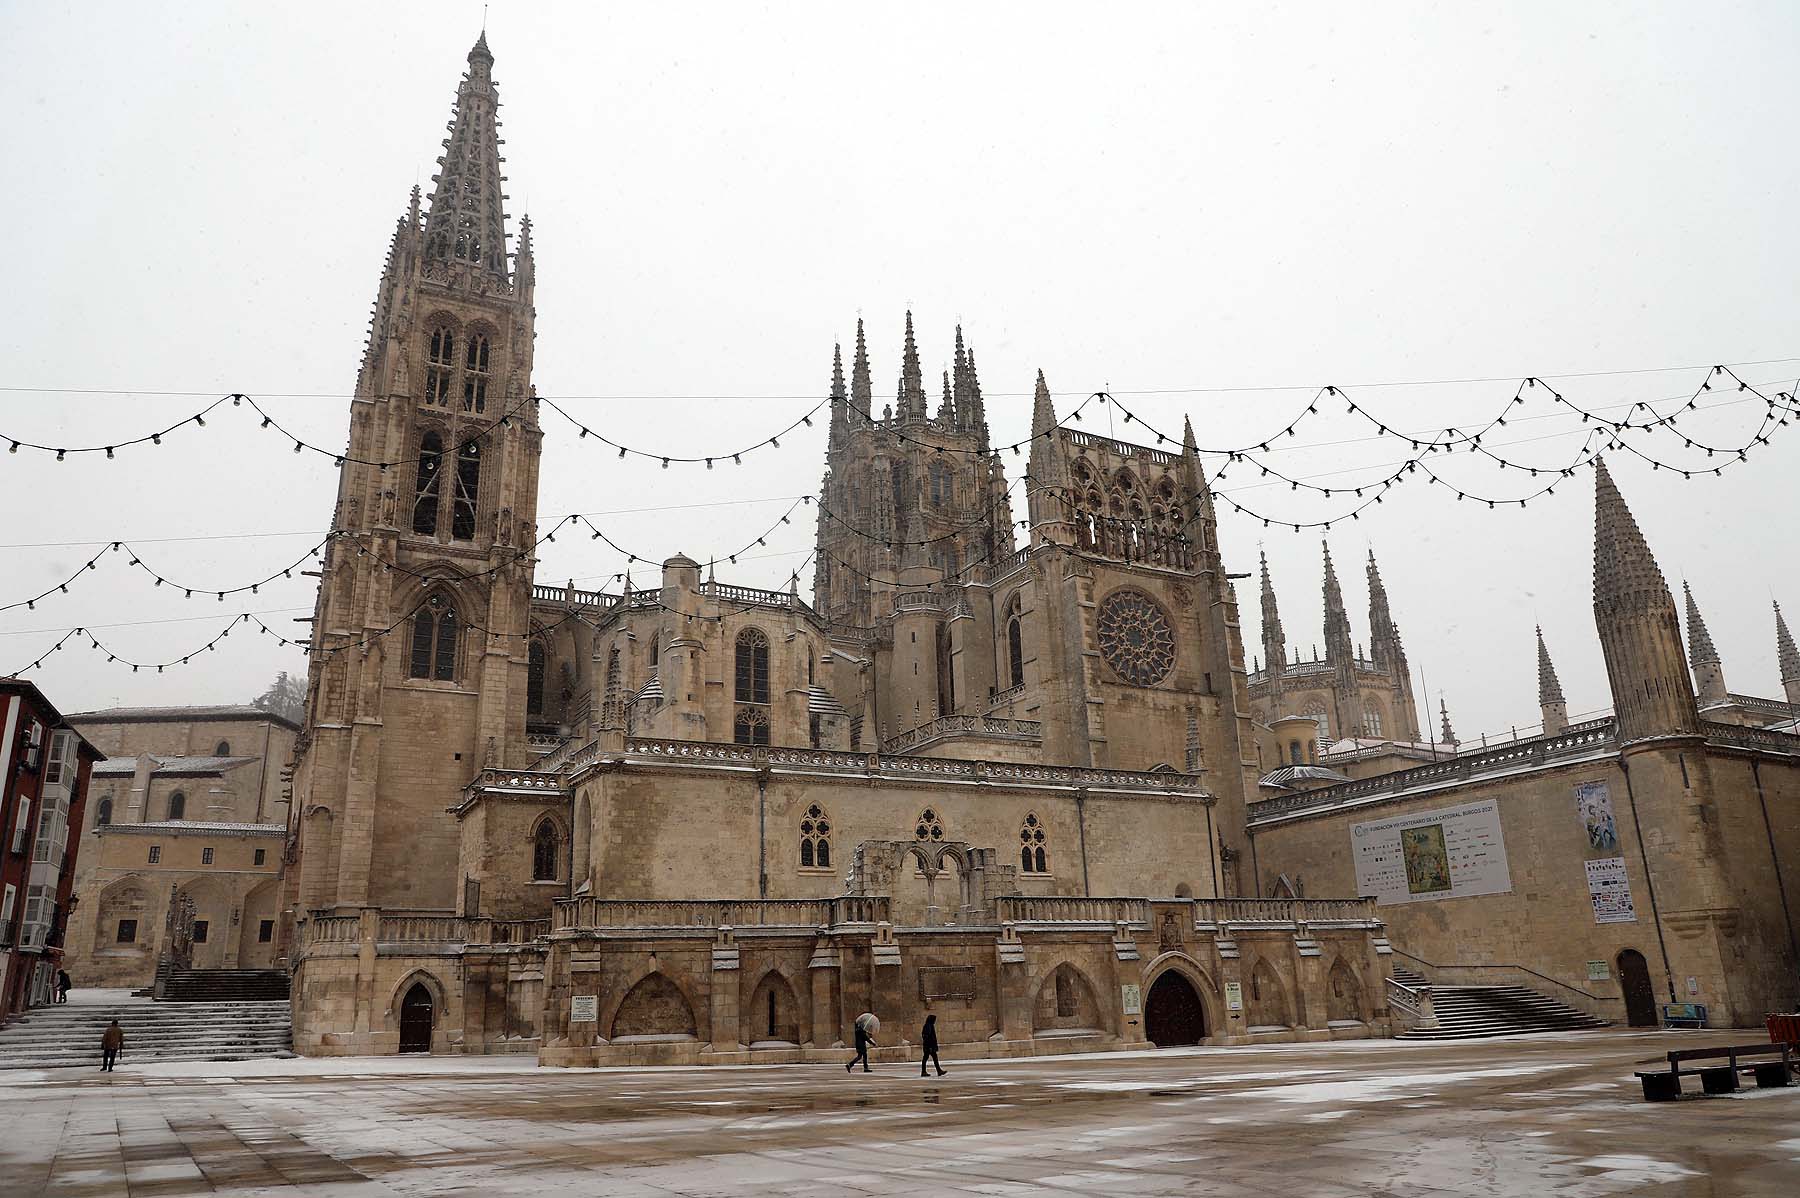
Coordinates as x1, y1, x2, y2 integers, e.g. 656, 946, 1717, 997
830, 344, 846, 401
1777, 601, 1800, 687
898, 311, 926, 419
1682, 581, 1719, 666
940, 368, 955, 423
1439, 698, 1458, 747
850, 318, 872, 417
422, 33, 510, 282
1536, 626, 1565, 704
1260, 549, 1287, 678
1322, 540, 1354, 662
952, 325, 970, 429
964, 346, 989, 448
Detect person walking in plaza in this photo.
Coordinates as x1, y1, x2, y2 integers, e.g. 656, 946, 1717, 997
56, 969, 71, 1004
919, 1013, 946, 1077
100, 1020, 123, 1072
846, 1011, 878, 1073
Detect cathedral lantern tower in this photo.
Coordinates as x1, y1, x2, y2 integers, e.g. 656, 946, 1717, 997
290, 34, 542, 916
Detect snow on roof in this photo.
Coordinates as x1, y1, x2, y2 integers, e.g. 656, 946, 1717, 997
91, 757, 140, 776
100, 820, 285, 837
67, 704, 300, 731
807, 686, 850, 716
87, 754, 260, 778
1259, 764, 1353, 789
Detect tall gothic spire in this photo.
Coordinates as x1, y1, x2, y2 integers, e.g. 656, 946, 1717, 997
850, 318, 872, 418
952, 326, 970, 429
897, 311, 927, 421
1591, 458, 1698, 740
1683, 581, 1728, 705
1322, 541, 1354, 661
964, 347, 989, 448
1777, 601, 1800, 706
1367, 549, 1397, 667
1439, 698, 1459, 749
1031, 369, 1057, 437
939, 369, 955, 423
1260, 550, 1287, 683
1537, 625, 1569, 735
423, 33, 511, 283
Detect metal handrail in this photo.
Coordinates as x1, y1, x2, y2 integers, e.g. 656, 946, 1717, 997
1390, 947, 1623, 1005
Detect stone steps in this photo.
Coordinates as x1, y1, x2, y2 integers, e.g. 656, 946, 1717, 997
0, 1001, 292, 1069
161, 969, 290, 1003
1398, 984, 1608, 1040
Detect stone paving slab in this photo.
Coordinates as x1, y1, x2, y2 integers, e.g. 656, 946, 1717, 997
1, 1029, 1795, 1196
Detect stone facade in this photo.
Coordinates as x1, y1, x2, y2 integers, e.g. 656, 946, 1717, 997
59, 705, 297, 988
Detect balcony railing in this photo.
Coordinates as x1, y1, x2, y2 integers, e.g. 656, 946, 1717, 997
554, 896, 889, 932
883, 714, 1042, 754
995, 896, 1149, 925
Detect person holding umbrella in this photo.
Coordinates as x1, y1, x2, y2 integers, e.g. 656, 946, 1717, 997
846, 1011, 879, 1073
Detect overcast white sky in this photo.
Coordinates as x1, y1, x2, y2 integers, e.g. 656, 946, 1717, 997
2, 1, 1796, 741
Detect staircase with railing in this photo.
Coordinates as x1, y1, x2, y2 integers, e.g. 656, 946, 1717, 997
1387, 953, 1612, 1039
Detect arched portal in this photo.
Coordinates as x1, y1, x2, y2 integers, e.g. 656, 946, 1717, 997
1616, 949, 1657, 1027
399, 982, 435, 1053
1144, 971, 1206, 1047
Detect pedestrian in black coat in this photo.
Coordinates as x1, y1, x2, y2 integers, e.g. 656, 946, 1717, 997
920, 1013, 945, 1077
846, 1014, 876, 1072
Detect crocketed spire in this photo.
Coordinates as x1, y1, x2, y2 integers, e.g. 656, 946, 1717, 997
1439, 698, 1459, 748
1030, 368, 1056, 438
1778, 601, 1800, 704
1683, 581, 1728, 705
1260, 549, 1287, 684
939, 369, 955, 423
850, 318, 872, 417
963, 347, 989, 449
1591, 457, 1698, 740
1537, 626, 1565, 704
897, 311, 927, 421
1593, 457, 1672, 612
423, 33, 511, 283
1322, 541, 1354, 661
830, 343, 846, 401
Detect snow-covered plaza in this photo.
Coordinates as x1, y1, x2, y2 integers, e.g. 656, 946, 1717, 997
3, 1030, 1797, 1196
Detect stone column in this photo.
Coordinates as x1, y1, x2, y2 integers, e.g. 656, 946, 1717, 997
708, 927, 742, 1053
808, 936, 841, 1048
995, 923, 1031, 1042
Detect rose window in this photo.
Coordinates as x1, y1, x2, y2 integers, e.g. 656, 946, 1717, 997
1097, 589, 1175, 686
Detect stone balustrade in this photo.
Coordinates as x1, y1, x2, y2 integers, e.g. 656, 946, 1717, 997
1248, 719, 1618, 824
994, 896, 1150, 925
883, 714, 1043, 754
304, 915, 361, 945
377, 915, 466, 943
1194, 897, 1378, 926
553, 896, 890, 932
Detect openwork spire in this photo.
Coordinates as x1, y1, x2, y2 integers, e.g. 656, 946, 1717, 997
850, 318, 872, 417
1592, 457, 1671, 612
1260, 549, 1287, 671
1682, 581, 1719, 666
1031, 369, 1056, 437
423, 34, 511, 282
1322, 541, 1354, 660
1439, 698, 1459, 748
1537, 625, 1565, 704
939, 369, 955, 423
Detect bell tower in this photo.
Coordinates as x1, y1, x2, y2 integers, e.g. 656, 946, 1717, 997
291, 33, 543, 915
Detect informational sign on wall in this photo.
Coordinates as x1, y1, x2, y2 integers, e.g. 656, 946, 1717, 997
1224, 981, 1244, 1012
1585, 857, 1637, 924
1120, 984, 1141, 1016
1587, 960, 1610, 981
569, 995, 598, 1023
1350, 799, 1512, 905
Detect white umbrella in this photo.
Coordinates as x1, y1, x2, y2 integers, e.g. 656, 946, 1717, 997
856, 1011, 880, 1035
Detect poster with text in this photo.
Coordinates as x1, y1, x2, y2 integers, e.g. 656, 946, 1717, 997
1585, 857, 1637, 924
1351, 799, 1512, 906
1573, 781, 1620, 857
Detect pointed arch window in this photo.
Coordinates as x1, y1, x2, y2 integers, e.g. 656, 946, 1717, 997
1363, 708, 1382, 737
733, 625, 771, 748
426, 327, 456, 406
1019, 812, 1048, 873
451, 441, 481, 540
1005, 594, 1025, 690
527, 640, 547, 715
167, 791, 186, 821
214, 740, 231, 756
462, 333, 491, 413
531, 819, 559, 882
413, 432, 443, 535
410, 595, 459, 682
800, 803, 831, 869
96, 798, 113, 826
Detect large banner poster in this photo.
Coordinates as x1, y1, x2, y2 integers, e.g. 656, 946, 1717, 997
1351, 799, 1512, 906
1574, 781, 1636, 923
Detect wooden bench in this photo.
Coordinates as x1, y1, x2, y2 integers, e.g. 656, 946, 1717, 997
1635, 1043, 1794, 1102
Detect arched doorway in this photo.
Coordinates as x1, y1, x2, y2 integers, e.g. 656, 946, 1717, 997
1616, 949, 1657, 1027
1144, 972, 1206, 1047
399, 982, 435, 1053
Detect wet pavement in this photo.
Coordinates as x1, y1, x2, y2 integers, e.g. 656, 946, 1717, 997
2, 1029, 1796, 1196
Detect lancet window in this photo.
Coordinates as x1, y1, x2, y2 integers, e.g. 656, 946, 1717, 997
1004, 593, 1025, 690
799, 803, 831, 869
734, 628, 771, 745
527, 640, 547, 715
413, 432, 443, 535
531, 818, 559, 882
462, 333, 491, 413
425, 326, 456, 406
451, 441, 481, 540
410, 594, 459, 682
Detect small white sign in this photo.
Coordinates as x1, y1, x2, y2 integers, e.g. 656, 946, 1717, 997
570, 994, 598, 1023
1120, 984, 1141, 1016
1224, 981, 1244, 1012
1586, 960, 1609, 982
1687, 976, 1699, 997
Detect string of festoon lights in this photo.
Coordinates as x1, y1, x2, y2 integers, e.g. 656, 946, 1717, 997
0, 533, 337, 615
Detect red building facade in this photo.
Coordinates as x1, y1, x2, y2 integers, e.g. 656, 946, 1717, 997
1, 679, 102, 1022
